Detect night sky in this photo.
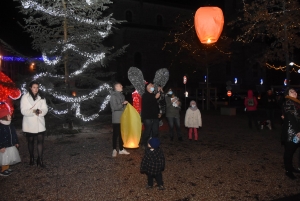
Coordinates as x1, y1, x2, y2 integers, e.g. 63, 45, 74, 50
0, 0, 224, 56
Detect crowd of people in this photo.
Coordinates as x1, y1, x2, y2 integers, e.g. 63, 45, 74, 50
1, 80, 300, 185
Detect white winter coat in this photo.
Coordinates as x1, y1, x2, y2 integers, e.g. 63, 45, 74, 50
20, 93, 48, 133
184, 108, 202, 128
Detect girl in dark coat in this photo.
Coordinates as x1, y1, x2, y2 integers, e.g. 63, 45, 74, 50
0, 111, 21, 176
281, 88, 300, 180
140, 138, 165, 190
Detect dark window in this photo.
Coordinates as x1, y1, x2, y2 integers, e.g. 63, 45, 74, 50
134, 52, 142, 69
157, 15, 162, 26
125, 10, 132, 22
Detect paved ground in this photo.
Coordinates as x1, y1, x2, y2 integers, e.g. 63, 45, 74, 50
1, 109, 300, 201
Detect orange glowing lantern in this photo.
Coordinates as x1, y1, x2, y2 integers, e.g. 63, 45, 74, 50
72, 91, 76, 97
194, 7, 224, 44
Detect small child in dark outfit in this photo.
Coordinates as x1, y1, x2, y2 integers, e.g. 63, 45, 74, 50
140, 137, 165, 190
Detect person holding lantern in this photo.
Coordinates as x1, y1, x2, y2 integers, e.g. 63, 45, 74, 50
141, 83, 161, 148
110, 82, 130, 157
20, 81, 48, 167
165, 88, 183, 141
281, 88, 300, 180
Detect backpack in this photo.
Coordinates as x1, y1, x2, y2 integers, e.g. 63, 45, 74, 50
247, 98, 254, 106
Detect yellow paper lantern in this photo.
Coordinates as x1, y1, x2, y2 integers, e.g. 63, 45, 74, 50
121, 103, 142, 148
194, 7, 224, 44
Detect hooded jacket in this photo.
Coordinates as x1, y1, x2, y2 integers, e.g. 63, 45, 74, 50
140, 147, 165, 175
110, 91, 125, 124
244, 90, 258, 111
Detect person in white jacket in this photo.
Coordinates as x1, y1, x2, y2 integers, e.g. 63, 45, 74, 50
20, 81, 48, 167
184, 100, 202, 141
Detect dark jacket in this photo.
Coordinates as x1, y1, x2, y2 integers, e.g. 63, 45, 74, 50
165, 95, 181, 118
281, 97, 300, 143
263, 93, 277, 109
141, 91, 160, 121
140, 147, 165, 176
0, 122, 19, 149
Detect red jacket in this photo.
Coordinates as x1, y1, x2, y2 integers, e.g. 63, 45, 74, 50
244, 90, 258, 111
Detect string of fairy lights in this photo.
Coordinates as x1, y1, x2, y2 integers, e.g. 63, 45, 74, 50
18, 0, 114, 121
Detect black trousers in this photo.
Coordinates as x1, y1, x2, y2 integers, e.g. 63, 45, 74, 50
147, 173, 163, 186
142, 119, 159, 146
284, 141, 300, 171
112, 123, 123, 150
246, 110, 259, 130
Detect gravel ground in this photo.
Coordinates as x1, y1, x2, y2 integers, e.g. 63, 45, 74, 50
1, 109, 300, 201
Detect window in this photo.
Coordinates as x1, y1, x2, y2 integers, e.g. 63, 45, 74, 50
125, 10, 132, 23
134, 52, 142, 69
157, 15, 162, 26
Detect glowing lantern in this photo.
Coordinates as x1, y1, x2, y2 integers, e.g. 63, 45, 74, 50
194, 7, 224, 44
121, 103, 142, 148
72, 91, 76, 97
227, 91, 232, 97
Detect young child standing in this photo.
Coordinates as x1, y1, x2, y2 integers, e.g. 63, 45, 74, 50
0, 109, 21, 176
184, 100, 202, 141
140, 137, 165, 190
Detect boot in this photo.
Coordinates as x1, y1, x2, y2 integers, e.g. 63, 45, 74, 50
36, 157, 45, 168
267, 120, 272, 130
29, 156, 34, 166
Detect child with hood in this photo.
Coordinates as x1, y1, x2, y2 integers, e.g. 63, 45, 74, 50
184, 100, 202, 141
244, 90, 259, 130
140, 137, 165, 190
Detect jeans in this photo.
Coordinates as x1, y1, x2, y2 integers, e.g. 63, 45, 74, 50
112, 123, 123, 150
167, 117, 182, 138
147, 173, 163, 186
142, 119, 159, 146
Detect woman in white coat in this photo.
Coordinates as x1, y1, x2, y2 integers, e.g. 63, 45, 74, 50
20, 81, 48, 167
184, 100, 202, 141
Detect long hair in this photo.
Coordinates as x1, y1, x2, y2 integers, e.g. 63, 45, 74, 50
28, 81, 44, 100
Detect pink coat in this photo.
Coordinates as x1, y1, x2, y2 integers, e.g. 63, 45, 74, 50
244, 90, 258, 111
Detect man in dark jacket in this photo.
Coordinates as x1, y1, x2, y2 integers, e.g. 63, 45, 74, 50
110, 83, 129, 157
141, 83, 161, 147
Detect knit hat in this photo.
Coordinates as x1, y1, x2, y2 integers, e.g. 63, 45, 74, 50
148, 138, 160, 149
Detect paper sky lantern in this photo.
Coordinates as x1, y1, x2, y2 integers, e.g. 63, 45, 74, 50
194, 7, 224, 44
121, 103, 142, 148
0, 72, 21, 115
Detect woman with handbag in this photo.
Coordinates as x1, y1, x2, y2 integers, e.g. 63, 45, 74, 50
20, 81, 48, 167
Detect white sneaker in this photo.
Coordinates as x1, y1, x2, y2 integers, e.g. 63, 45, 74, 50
112, 149, 117, 157
119, 149, 130, 155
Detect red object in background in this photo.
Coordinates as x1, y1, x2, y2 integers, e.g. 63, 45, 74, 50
0, 72, 22, 115
227, 91, 232, 97
132, 90, 142, 114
